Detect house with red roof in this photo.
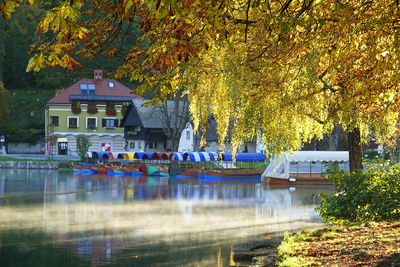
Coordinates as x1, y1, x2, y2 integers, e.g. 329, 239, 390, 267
45, 70, 143, 156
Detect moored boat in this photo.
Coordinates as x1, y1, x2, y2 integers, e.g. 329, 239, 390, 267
168, 166, 198, 178
91, 165, 109, 175
72, 164, 82, 172
198, 168, 262, 181
80, 164, 96, 173
175, 170, 198, 179
262, 151, 349, 184
113, 167, 128, 175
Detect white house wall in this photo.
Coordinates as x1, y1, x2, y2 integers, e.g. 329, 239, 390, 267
49, 134, 125, 156
178, 123, 194, 152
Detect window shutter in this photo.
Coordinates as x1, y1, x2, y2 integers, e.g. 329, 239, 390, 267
114, 119, 118, 127
102, 119, 106, 127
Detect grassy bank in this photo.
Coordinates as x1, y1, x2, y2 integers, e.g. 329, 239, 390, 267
276, 221, 400, 266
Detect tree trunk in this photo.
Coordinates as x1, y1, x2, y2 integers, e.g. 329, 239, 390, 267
347, 127, 363, 172
171, 136, 180, 151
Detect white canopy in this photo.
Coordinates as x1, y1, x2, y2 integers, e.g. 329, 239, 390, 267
286, 151, 349, 162
262, 151, 349, 179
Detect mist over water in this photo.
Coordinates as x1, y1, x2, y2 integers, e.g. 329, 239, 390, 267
0, 169, 333, 266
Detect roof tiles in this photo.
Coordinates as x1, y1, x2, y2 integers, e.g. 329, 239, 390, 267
47, 78, 143, 104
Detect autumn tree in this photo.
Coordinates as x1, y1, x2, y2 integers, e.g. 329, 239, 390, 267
158, 89, 191, 151
2, 0, 400, 171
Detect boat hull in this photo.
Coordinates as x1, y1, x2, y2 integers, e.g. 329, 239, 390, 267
198, 169, 262, 181
264, 174, 331, 185
175, 170, 198, 179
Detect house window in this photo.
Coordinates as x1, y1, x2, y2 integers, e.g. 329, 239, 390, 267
50, 116, 59, 126
108, 82, 114, 88
80, 84, 88, 95
149, 142, 157, 149
81, 84, 96, 95
68, 117, 78, 128
186, 130, 191, 140
129, 142, 135, 149
86, 117, 97, 129
138, 142, 142, 149
102, 118, 118, 129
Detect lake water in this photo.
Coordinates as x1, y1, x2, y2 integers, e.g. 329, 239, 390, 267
0, 169, 333, 266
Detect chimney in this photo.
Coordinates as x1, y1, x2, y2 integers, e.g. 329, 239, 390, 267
94, 70, 103, 80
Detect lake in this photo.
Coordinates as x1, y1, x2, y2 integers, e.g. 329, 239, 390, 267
0, 169, 333, 266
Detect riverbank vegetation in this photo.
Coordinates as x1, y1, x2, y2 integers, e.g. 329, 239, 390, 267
317, 161, 400, 224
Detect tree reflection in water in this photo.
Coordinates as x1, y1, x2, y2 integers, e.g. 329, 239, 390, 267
0, 169, 333, 266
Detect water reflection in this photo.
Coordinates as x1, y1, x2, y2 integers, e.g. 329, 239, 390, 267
0, 169, 333, 266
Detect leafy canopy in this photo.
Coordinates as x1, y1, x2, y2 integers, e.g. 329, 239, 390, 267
2, 0, 400, 155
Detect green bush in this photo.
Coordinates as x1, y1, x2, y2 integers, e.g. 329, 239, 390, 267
76, 135, 92, 162
58, 160, 72, 169
316, 161, 400, 223
363, 149, 379, 159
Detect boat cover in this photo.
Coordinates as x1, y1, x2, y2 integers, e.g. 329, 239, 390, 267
151, 152, 172, 160
184, 152, 203, 162
134, 152, 154, 159
221, 153, 233, 161
200, 152, 216, 161
170, 152, 184, 161
123, 152, 135, 160
92, 151, 110, 160
235, 153, 266, 162
100, 152, 110, 159
221, 153, 266, 162
285, 151, 349, 162
108, 152, 124, 159
262, 151, 349, 179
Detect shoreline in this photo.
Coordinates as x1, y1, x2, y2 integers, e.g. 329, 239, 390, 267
0, 160, 59, 169
233, 221, 400, 266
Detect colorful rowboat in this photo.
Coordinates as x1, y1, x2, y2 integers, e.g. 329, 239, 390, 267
72, 164, 82, 172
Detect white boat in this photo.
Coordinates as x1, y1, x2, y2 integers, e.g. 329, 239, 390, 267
262, 151, 349, 184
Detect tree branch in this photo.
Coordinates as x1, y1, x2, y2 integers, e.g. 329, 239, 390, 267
244, 0, 252, 43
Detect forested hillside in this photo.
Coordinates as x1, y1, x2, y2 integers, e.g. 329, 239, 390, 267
1, 5, 140, 144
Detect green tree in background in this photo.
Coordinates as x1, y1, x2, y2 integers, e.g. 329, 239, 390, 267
0, 19, 5, 82
76, 135, 92, 162
0, 4, 141, 144
0, 81, 10, 130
